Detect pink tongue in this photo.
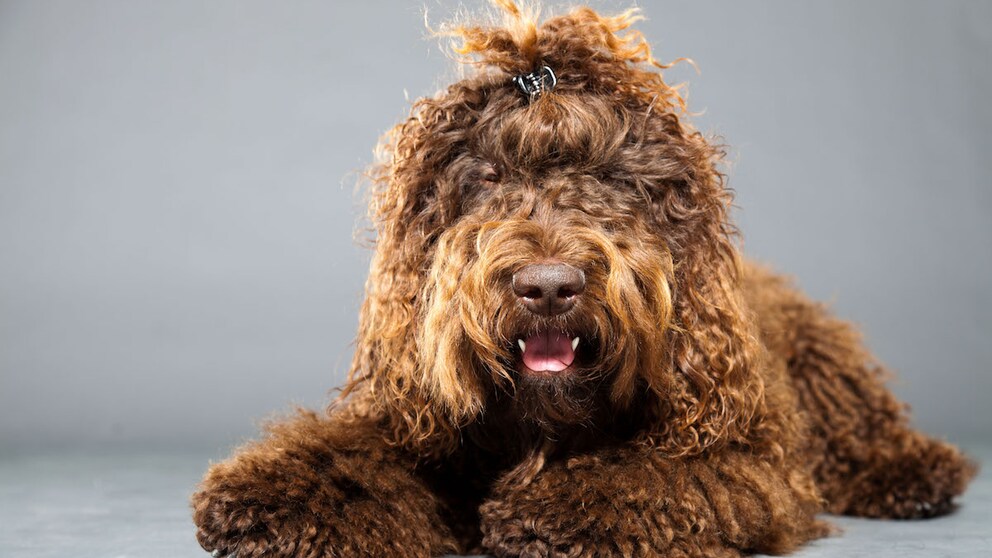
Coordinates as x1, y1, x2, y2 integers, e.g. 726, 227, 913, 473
522, 331, 575, 372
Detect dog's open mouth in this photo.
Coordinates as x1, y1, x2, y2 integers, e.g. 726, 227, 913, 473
515, 329, 584, 374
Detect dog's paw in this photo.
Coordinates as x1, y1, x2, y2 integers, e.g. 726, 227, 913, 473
841, 438, 977, 519
478, 515, 602, 558
191, 484, 319, 558
478, 464, 630, 558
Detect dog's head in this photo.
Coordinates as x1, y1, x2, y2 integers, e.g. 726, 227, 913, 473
344, 2, 763, 458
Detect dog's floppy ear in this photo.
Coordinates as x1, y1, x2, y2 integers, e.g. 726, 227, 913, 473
635, 117, 767, 457
338, 0, 542, 456
340, 88, 485, 457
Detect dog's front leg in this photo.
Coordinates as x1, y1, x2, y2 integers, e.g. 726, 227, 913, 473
479, 445, 827, 558
191, 410, 456, 558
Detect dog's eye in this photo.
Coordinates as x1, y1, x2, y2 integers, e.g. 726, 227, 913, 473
460, 162, 500, 206
479, 163, 500, 185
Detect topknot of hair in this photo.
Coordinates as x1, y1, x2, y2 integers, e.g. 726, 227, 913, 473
435, 0, 688, 113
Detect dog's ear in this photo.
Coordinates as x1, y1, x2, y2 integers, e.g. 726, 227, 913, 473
634, 119, 767, 457
340, 88, 485, 457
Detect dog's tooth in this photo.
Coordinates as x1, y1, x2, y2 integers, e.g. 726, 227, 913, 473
518, 339, 526, 352
571, 337, 580, 351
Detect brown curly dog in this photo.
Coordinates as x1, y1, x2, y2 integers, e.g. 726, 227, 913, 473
191, 3, 976, 557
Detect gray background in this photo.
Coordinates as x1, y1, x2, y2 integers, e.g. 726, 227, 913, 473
1, 0, 990, 455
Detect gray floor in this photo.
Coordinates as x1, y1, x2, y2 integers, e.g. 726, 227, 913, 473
1, 446, 988, 558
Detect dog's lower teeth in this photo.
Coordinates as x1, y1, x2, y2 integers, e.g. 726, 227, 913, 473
572, 337, 580, 351
518, 339, 526, 352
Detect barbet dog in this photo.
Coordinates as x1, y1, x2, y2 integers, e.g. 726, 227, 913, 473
192, 3, 976, 556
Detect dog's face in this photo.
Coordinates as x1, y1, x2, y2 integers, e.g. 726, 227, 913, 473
347, 5, 762, 457
418, 94, 675, 429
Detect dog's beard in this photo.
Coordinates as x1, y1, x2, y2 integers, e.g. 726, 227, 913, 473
502, 366, 604, 427
470, 353, 662, 463
467, 363, 611, 459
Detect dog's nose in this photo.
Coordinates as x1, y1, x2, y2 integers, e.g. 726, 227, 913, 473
512, 263, 585, 316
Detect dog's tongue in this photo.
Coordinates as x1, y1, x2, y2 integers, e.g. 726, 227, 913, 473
522, 331, 575, 372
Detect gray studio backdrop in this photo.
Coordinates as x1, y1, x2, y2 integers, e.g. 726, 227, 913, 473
1, 0, 989, 453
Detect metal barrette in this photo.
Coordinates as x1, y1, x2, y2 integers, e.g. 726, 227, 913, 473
512, 65, 557, 102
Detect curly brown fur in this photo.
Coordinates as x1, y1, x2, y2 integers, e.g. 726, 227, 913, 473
191, 411, 458, 557
191, 3, 976, 557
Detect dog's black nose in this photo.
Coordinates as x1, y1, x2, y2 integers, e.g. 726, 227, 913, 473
512, 263, 585, 316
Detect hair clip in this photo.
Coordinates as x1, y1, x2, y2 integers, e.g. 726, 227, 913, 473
512, 65, 557, 102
